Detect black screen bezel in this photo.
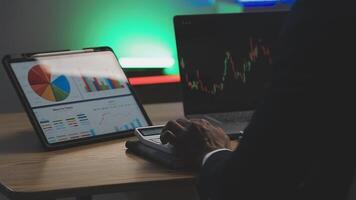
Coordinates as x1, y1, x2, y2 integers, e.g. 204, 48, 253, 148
173, 11, 289, 115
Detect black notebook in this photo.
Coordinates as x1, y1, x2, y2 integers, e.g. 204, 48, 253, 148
125, 140, 186, 170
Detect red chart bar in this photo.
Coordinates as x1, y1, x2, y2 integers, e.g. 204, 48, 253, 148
128, 75, 181, 86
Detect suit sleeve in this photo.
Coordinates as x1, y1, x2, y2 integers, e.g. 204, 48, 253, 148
196, 2, 355, 200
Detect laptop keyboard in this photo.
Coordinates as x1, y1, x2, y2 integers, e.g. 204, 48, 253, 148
209, 111, 253, 123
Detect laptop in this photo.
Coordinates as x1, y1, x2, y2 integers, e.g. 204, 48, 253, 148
174, 11, 288, 135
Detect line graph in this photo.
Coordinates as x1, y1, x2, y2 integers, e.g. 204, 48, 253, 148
182, 37, 273, 95
92, 97, 148, 134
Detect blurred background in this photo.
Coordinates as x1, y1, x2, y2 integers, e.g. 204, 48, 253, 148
0, 0, 294, 113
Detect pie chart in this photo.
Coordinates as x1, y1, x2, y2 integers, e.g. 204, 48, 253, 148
28, 64, 71, 102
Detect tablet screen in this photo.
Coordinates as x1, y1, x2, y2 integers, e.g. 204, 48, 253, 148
9, 50, 149, 144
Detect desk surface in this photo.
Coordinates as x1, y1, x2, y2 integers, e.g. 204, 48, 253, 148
0, 102, 194, 198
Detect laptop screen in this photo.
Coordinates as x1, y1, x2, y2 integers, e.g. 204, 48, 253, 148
174, 11, 288, 115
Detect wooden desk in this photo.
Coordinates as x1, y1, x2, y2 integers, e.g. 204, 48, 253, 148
0, 102, 193, 200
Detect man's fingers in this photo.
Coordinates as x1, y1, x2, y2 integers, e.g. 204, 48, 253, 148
160, 130, 177, 144
160, 120, 187, 144
162, 120, 186, 134
191, 118, 211, 126
176, 118, 191, 128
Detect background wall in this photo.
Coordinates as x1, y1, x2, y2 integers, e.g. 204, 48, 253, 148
0, 0, 247, 113
0, 0, 20, 113
0, 0, 294, 113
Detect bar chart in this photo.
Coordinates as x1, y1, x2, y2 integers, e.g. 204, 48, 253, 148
81, 75, 124, 92
116, 118, 143, 132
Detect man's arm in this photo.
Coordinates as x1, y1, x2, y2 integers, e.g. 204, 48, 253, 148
196, 0, 356, 198
196, 1, 328, 199
202, 148, 232, 166
162, 1, 355, 200
198, 150, 233, 200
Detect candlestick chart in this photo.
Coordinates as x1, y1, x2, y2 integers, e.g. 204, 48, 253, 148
181, 37, 273, 95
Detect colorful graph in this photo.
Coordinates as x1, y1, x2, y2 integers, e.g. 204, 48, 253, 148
38, 112, 94, 143
117, 118, 143, 132
28, 65, 71, 102
77, 113, 90, 126
81, 75, 124, 92
39, 120, 53, 132
182, 37, 272, 95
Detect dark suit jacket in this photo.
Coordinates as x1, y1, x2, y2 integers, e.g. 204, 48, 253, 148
198, 1, 356, 200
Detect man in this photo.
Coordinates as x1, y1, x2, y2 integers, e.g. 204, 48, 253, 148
161, 1, 355, 200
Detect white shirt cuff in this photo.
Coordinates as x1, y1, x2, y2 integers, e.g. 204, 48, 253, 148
202, 148, 232, 166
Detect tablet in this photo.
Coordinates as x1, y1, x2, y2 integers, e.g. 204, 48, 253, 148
3, 47, 152, 149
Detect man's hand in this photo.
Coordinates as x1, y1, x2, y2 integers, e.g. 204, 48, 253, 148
160, 118, 231, 168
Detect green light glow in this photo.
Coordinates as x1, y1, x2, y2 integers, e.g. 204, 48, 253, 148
61, 0, 242, 75
119, 57, 175, 68
217, 2, 243, 13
